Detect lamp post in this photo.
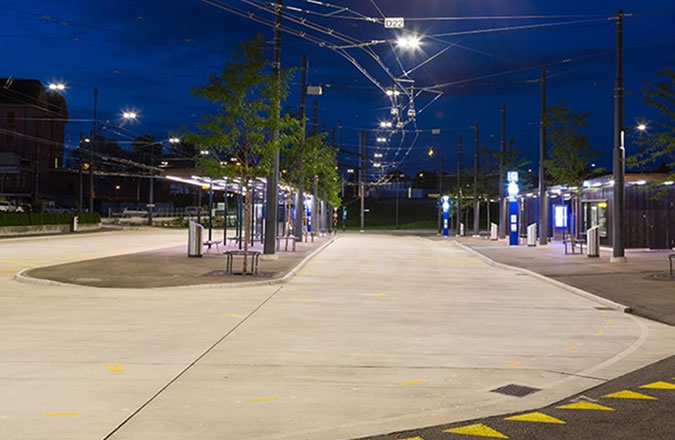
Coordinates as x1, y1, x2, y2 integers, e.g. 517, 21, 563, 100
612, 9, 625, 263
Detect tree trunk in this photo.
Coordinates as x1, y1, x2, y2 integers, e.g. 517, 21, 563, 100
243, 181, 251, 274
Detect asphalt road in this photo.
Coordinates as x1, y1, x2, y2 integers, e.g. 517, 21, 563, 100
353, 355, 675, 440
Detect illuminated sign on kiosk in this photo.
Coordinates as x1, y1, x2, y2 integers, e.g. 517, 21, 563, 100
507, 172, 520, 246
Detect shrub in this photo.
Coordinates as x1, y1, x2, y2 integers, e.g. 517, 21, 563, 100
0, 212, 100, 227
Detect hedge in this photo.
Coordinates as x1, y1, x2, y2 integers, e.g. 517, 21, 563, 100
0, 212, 100, 227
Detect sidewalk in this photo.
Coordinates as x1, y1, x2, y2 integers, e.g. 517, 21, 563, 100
457, 237, 675, 326
24, 234, 334, 288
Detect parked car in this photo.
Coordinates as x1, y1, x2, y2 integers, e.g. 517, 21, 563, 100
0, 201, 12, 212
43, 202, 75, 214
0, 200, 26, 213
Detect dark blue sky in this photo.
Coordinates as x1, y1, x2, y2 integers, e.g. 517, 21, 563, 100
3, 0, 674, 176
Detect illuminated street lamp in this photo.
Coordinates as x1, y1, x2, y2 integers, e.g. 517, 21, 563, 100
636, 123, 647, 132
396, 34, 422, 50
169, 137, 181, 144
48, 82, 66, 91
376, 137, 387, 143
385, 89, 401, 97
122, 111, 138, 120
379, 121, 393, 129
428, 148, 434, 157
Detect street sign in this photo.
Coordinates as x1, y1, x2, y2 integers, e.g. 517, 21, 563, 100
384, 17, 405, 29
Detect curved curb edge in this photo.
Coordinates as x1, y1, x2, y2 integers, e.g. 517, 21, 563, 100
14, 236, 339, 291
453, 240, 632, 313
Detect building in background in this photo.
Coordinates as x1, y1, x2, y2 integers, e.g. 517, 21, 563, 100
0, 78, 67, 200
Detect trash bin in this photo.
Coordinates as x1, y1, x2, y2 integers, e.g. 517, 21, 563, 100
587, 226, 600, 258
490, 222, 498, 241
188, 221, 203, 258
459, 223, 465, 237
527, 223, 537, 247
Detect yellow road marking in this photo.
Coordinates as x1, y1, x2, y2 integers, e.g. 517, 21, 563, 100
556, 401, 615, 411
603, 390, 656, 400
227, 313, 242, 318
606, 319, 613, 324
41, 411, 81, 417
597, 331, 605, 336
401, 379, 424, 386
375, 293, 386, 297
504, 412, 566, 424
248, 397, 280, 403
444, 423, 508, 438
400, 437, 424, 440
568, 345, 578, 351
104, 363, 124, 372
640, 381, 675, 390
506, 362, 521, 368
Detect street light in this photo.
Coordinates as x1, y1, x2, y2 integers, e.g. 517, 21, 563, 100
169, 137, 181, 144
376, 137, 387, 143
428, 148, 434, 157
122, 111, 138, 120
48, 82, 66, 91
396, 34, 422, 50
385, 89, 401, 97
379, 121, 393, 129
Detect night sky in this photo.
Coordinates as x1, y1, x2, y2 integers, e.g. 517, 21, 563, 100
3, 0, 674, 177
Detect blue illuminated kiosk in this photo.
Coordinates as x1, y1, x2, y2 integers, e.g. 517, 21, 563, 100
507, 171, 520, 246
441, 195, 450, 238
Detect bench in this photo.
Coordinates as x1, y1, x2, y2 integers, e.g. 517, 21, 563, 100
563, 235, 585, 255
276, 235, 298, 252
203, 240, 221, 252
224, 250, 261, 275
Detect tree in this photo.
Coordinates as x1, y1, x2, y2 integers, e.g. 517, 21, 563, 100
629, 69, 675, 181
182, 34, 300, 272
544, 102, 601, 187
281, 131, 340, 243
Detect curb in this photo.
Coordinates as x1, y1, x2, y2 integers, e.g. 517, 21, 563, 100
14, 236, 338, 290
453, 240, 632, 313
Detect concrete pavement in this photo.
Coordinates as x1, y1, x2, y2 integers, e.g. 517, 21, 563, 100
457, 237, 675, 326
1, 232, 674, 440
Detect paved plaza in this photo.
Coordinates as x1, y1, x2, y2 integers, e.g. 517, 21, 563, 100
1, 231, 674, 440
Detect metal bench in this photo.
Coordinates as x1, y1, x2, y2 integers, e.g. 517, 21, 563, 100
224, 250, 260, 275
563, 234, 585, 255
203, 240, 221, 252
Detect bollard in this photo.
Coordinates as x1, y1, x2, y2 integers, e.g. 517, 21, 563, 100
587, 226, 600, 258
527, 224, 537, 247
490, 222, 498, 241
72, 215, 79, 233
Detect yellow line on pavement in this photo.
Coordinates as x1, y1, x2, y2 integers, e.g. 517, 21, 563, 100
444, 423, 508, 438
227, 313, 243, 318
568, 345, 578, 351
597, 331, 605, 336
248, 397, 280, 403
556, 401, 615, 411
640, 381, 675, 390
41, 411, 81, 417
603, 390, 656, 400
506, 362, 521, 368
401, 379, 424, 386
504, 412, 566, 424
104, 363, 124, 372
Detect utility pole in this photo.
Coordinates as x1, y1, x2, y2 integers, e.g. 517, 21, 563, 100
359, 131, 368, 232
395, 172, 400, 228
294, 54, 307, 241
473, 123, 480, 236
457, 136, 462, 236
90, 88, 98, 213
312, 99, 319, 239
148, 140, 155, 226
263, 0, 282, 256
539, 68, 548, 245
437, 157, 443, 234
499, 103, 506, 239
612, 9, 626, 263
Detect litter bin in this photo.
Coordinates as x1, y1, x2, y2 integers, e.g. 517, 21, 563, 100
490, 222, 498, 241
587, 226, 600, 258
188, 221, 204, 258
527, 223, 537, 247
